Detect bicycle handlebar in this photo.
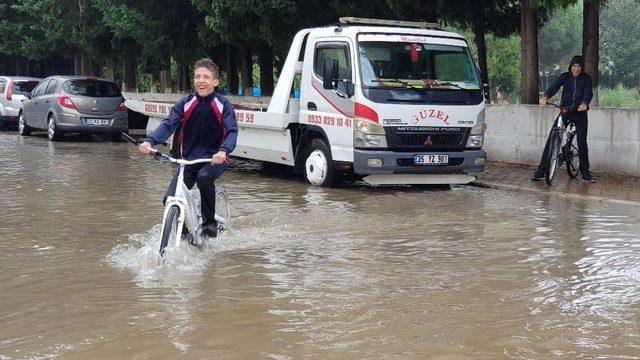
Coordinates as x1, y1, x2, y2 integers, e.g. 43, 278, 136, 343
121, 132, 216, 166
544, 103, 577, 114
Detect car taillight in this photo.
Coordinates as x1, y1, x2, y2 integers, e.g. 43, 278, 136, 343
58, 95, 76, 109
6, 81, 14, 101
116, 101, 127, 112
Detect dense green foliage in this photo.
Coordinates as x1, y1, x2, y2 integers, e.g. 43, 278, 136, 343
0, 0, 636, 107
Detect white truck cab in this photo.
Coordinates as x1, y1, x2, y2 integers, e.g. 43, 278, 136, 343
128, 18, 487, 187
234, 18, 486, 186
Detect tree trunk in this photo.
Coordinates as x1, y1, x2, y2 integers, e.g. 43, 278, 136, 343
259, 45, 274, 96
74, 52, 82, 75
520, 0, 539, 104
472, 14, 489, 102
227, 45, 239, 95
159, 70, 169, 93
240, 46, 253, 96
149, 74, 156, 93
122, 47, 138, 92
103, 58, 115, 81
90, 58, 100, 77
582, 0, 599, 106
80, 51, 91, 76
176, 62, 191, 92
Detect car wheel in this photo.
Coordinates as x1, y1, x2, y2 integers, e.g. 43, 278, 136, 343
304, 138, 342, 187
47, 114, 64, 141
18, 112, 32, 136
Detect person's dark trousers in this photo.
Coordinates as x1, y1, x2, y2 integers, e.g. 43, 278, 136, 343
571, 111, 590, 174
535, 111, 590, 175
163, 163, 228, 226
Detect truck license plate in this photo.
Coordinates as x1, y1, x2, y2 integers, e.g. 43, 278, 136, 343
413, 154, 449, 165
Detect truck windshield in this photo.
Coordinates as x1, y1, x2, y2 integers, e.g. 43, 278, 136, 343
359, 42, 481, 90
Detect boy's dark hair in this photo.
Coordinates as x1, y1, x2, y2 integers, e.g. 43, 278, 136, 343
193, 58, 220, 79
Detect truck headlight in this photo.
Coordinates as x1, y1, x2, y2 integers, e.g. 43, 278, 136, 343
466, 120, 487, 148
354, 118, 387, 148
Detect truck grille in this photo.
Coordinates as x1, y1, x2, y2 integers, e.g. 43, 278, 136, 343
385, 127, 470, 150
398, 133, 465, 146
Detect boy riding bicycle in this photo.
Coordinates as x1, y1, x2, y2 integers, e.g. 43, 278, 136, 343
534, 55, 595, 183
139, 58, 238, 238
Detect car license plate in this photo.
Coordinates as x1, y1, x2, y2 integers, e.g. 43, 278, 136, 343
83, 118, 110, 126
413, 154, 449, 165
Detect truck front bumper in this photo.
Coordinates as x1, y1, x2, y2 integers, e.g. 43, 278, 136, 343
354, 149, 486, 175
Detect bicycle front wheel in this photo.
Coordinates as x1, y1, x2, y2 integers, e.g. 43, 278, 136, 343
215, 187, 231, 231
565, 133, 580, 179
545, 131, 561, 185
160, 206, 180, 257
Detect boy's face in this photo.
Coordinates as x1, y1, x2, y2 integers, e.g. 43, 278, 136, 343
194, 67, 219, 97
571, 63, 582, 77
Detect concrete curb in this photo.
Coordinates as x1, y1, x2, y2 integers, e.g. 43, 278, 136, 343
470, 180, 640, 207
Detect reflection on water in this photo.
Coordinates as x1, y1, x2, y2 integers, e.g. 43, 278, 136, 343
1, 134, 640, 359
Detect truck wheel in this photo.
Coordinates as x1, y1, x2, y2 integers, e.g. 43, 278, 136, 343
305, 138, 341, 187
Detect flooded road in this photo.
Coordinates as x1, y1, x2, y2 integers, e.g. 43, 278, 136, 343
2, 133, 640, 359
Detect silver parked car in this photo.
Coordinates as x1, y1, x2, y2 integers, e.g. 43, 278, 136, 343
0, 76, 41, 130
19, 76, 128, 141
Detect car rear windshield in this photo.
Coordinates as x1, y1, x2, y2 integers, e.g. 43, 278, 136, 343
63, 80, 122, 98
13, 81, 39, 95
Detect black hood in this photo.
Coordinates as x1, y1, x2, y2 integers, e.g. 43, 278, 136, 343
568, 55, 585, 72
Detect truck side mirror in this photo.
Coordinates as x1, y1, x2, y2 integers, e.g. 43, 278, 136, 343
323, 59, 339, 90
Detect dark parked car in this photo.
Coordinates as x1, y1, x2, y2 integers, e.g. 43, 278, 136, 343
19, 76, 128, 141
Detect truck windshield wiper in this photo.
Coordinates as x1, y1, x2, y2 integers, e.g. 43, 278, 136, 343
370, 79, 430, 90
370, 79, 409, 87
429, 81, 468, 90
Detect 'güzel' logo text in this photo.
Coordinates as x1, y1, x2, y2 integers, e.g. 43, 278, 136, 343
412, 108, 451, 125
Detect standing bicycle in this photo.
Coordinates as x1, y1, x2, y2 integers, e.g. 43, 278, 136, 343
538, 104, 581, 185
138, 57, 238, 247
533, 55, 595, 183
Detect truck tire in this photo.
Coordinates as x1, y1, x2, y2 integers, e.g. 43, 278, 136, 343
304, 138, 341, 187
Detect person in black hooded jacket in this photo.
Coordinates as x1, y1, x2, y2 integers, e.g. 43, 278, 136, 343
534, 55, 595, 183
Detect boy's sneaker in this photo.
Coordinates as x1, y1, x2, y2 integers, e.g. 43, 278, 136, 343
201, 223, 218, 238
582, 172, 596, 183
531, 172, 545, 181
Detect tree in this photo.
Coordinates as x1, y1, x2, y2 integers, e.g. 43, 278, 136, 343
538, 2, 582, 89
441, 0, 520, 101
600, 0, 640, 90
520, 0, 540, 103
520, 0, 578, 104
14, 0, 108, 76
582, 0, 606, 105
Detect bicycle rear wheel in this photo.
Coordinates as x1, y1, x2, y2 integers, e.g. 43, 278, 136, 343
160, 206, 180, 257
545, 131, 561, 185
565, 133, 580, 179
215, 187, 231, 231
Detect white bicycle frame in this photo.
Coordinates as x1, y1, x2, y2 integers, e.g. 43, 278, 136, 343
149, 147, 228, 251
